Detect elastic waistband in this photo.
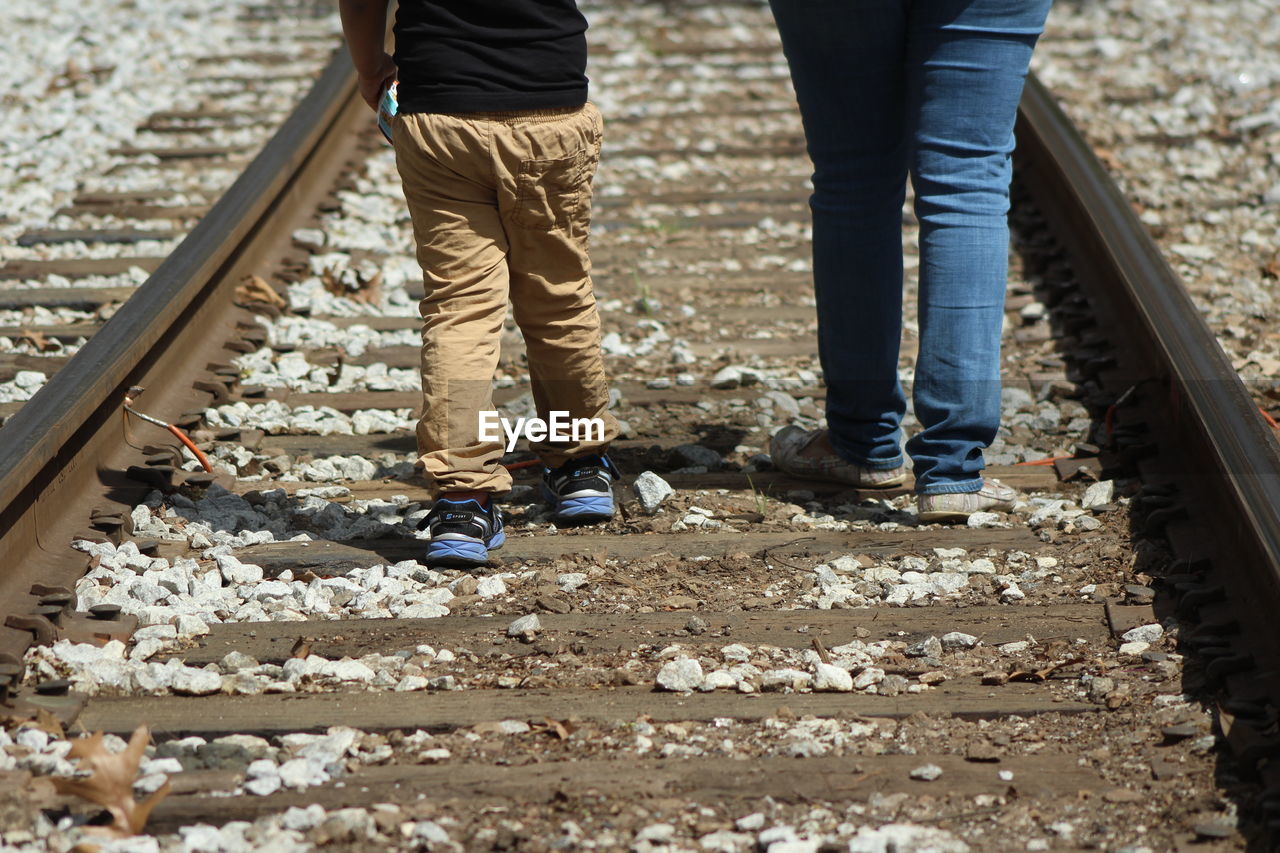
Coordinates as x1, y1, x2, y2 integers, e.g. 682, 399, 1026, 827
437, 104, 586, 123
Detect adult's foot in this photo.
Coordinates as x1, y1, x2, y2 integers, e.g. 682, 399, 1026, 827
770, 426, 907, 488
916, 478, 1016, 523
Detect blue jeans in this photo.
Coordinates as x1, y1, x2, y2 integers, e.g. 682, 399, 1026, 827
769, 0, 1052, 494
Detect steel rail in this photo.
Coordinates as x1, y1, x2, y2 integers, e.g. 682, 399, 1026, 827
0, 51, 353, 508
1015, 75, 1280, 670
0, 44, 362, 657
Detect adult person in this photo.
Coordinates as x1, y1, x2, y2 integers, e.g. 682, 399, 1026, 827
767, 0, 1054, 522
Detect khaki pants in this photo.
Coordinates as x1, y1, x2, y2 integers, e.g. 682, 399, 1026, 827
392, 103, 619, 497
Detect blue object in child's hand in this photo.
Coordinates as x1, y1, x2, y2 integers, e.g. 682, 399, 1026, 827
377, 81, 398, 144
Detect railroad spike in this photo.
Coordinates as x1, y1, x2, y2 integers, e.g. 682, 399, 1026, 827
3, 614, 57, 645
1205, 654, 1254, 687
1177, 584, 1227, 618
1221, 699, 1271, 722
132, 538, 162, 556
37, 593, 73, 611
1143, 504, 1186, 535
88, 604, 123, 621
28, 584, 73, 598
126, 464, 175, 490
145, 451, 182, 467
183, 471, 218, 488
192, 378, 231, 403
33, 679, 71, 696
32, 604, 65, 626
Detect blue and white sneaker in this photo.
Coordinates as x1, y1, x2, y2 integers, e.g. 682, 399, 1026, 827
423, 497, 505, 568
542, 454, 620, 525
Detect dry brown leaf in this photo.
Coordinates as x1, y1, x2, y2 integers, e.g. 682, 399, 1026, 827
320, 266, 342, 297
290, 638, 312, 659
35, 709, 65, 739
1263, 254, 1280, 280
1007, 657, 1085, 683
541, 717, 575, 740
53, 726, 170, 837
353, 270, 382, 305
234, 275, 287, 310
17, 327, 54, 352
321, 264, 382, 304
1, 708, 65, 738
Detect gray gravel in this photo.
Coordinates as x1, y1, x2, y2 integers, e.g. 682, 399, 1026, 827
1034, 1, 1280, 392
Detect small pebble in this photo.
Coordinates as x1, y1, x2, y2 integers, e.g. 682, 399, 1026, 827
910, 763, 943, 781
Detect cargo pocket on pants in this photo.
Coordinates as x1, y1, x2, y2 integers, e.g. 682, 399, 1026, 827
513, 150, 586, 231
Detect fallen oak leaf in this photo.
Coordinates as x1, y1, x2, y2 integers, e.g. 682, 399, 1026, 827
53, 726, 169, 837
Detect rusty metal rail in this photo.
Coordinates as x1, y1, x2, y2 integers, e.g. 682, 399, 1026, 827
0, 44, 366, 661
1017, 75, 1280, 644
1015, 73, 1280, 765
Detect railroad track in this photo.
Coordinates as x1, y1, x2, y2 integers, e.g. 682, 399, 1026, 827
0, 1, 343, 425
1, 1, 1277, 850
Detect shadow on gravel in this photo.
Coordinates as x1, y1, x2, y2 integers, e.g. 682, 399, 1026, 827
1009, 176, 1264, 848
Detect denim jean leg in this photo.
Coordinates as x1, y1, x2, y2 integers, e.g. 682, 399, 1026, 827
768, 0, 909, 470
904, 0, 1052, 494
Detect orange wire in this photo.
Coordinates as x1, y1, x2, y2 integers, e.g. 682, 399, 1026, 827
502, 459, 542, 471
166, 423, 214, 473
1015, 455, 1073, 467
1260, 406, 1280, 430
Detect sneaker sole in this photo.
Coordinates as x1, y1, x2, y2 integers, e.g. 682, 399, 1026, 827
425, 531, 506, 568
916, 509, 971, 523
859, 470, 909, 489
543, 487, 615, 525
917, 501, 1013, 524
772, 459, 908, 489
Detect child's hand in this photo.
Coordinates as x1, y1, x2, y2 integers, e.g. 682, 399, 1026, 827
358, 52, 398, 111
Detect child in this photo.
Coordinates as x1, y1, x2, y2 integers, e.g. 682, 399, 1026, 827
339, 0, 620, 567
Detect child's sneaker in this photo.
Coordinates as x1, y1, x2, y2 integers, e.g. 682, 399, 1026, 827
542, 454, 620, 525
423, 497, 505, 567
916, 479, 1016, 523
